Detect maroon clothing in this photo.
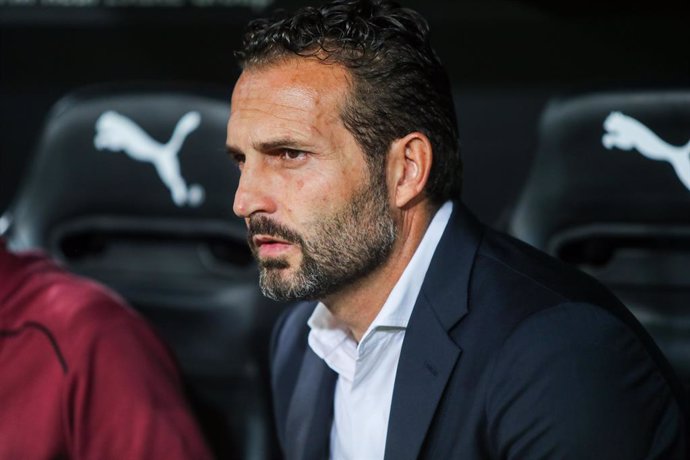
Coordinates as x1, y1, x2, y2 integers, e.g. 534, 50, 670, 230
0, 240, 213, 459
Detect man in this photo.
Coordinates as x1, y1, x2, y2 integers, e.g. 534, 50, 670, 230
227, 0, 689, 458
0, 239, 213, 459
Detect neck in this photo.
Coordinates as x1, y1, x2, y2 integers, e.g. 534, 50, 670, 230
322, 201, 436, 342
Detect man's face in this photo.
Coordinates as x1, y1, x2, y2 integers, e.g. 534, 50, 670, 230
227, 59, 396, 301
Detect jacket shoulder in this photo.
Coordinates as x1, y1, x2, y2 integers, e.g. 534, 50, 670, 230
484, 301, 688, 458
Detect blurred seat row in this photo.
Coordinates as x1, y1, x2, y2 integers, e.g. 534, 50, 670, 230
509, 91, 690, 387
1, 84, 285, 460
2, 84, 688, 459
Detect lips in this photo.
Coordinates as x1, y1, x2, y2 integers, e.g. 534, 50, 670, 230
252, 234, 295, 258
247, 215, 303, 261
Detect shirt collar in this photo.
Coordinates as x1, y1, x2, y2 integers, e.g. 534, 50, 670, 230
308, 201, 453, 356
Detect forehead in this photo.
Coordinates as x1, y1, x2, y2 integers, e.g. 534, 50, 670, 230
229, 59, 352, 141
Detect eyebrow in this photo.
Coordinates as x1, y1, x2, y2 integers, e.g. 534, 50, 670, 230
255, 138, 308, 152
225, 138, 309, 157
225, 144, 243, 158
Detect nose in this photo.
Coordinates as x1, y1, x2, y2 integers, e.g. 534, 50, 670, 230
233, 160, 276, 218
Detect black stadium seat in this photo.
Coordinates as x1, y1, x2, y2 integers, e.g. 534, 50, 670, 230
1, 83, 284, 459
509, 91, 690, 389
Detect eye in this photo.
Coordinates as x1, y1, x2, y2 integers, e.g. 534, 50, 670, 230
231, 152, 245, 167
281, 149, 306, 160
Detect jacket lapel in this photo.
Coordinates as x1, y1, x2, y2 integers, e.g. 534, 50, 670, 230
384, 203, 484, 460
384, 295, 462, 460
285, 348, 337, 460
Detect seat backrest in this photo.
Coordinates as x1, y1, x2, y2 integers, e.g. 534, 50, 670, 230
509, 91, 690, 387
2, 83, 283, 459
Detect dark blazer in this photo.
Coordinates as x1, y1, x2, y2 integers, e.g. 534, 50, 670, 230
270, 203, 689, 459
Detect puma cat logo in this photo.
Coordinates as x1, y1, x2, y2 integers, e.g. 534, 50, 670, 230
94, 111, 205, 206
603, 111, 690, 191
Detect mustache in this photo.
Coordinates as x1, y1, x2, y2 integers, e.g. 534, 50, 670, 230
247, 215, 305, 247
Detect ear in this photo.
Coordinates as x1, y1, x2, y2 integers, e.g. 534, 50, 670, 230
388, 132, 433, 209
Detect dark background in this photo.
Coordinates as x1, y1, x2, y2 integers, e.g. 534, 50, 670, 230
2, 0, 687, 226
1, 1, 688, 458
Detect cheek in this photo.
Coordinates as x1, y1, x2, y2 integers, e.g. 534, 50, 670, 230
281, 163, 359, 219
290, 178, 332, 209
286, 178, 332, 223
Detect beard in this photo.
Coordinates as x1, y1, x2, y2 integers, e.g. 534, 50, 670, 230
247, 175, 397, 302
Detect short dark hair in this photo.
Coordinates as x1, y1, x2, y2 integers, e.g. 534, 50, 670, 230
236, 0, 462, 204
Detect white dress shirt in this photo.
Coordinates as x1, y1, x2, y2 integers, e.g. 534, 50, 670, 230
307, 201, 453, 460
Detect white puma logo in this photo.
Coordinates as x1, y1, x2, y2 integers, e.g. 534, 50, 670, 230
602, 111, 690, 191
94, 110, 205, 207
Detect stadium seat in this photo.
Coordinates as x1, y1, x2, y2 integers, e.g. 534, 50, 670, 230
509, 90, 690, 389
1, 83, 284, 459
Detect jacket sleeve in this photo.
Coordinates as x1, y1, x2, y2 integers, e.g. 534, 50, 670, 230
485, 302, 688, 459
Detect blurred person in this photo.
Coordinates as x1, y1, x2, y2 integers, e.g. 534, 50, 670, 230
227, 0, 689, 458
0, 238, 213, 459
